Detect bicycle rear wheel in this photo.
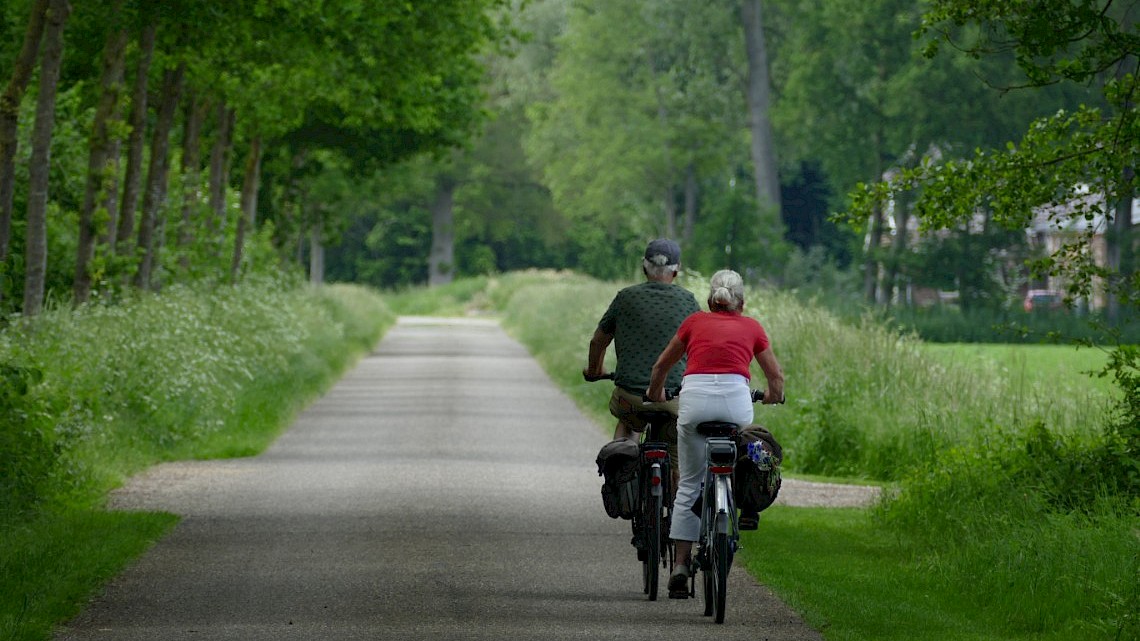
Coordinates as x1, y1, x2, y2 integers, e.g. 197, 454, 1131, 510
713, 529, 730, 623
645, 492, 662, 600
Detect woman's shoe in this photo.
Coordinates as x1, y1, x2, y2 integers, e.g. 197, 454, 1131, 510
667, 564, 691, 599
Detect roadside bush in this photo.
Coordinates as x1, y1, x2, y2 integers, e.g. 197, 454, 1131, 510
0, 278, 392, 516
876, 425, 1139, 639
0, 363, 53, 516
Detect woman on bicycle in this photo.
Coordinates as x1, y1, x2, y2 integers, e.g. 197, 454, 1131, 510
644, 269, 784, 599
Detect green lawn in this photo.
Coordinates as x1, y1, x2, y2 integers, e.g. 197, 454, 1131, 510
740, 506, 1122, 641
919, 343, 1116, 397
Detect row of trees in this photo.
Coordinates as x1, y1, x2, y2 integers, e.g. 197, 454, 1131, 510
316, 0, 793, 285
0, 0, 507, 315
3, 0, 1135, 325
313, 0, 1112, 312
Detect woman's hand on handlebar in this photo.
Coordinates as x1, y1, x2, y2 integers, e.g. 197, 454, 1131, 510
751, 389, 785, 404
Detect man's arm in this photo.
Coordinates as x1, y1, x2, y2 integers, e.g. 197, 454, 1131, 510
583, 327, 614, 378
646, 335, 685, 402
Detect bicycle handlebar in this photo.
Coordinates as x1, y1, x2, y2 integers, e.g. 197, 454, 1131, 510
582, 371, 615, 382
751, 389, 786, 404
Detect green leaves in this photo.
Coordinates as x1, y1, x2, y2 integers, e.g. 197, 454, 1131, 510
0, 361, 41, 400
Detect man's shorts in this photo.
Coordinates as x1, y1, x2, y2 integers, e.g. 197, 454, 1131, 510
609, 386, 679, 463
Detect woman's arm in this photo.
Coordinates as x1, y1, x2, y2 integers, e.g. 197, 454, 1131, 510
755, 348, 784, 404
646, 335, 686, 402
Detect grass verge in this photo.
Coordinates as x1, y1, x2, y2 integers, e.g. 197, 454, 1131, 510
742, 506, 1137, 641
1, 510, 177, 641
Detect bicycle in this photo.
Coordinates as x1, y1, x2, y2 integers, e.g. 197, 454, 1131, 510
681, 388, 771, 624
585, 372, 675, 601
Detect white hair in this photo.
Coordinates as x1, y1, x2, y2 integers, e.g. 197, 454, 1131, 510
643, 257, 679, 279
708, 269, 744, 311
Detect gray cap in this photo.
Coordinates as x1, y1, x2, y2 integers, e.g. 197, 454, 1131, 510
644, 238, 681, 266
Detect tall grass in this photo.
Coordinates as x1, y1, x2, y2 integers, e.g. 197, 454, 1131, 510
499, 270, 1114, 480
0, 277, 394, 515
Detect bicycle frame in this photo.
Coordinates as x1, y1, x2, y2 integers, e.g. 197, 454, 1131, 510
695, 434, 737, 623
701, 437, 738, 537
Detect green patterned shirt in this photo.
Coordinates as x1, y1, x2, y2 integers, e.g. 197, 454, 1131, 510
598, 281, 700, 394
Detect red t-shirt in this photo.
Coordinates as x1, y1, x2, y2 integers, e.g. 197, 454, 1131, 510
677, 311, 770, 379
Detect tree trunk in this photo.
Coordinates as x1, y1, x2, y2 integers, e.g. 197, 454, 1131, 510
207, 103, 235, 238
177, 91, 206, 270
0, 0, 49, 271
663, 184, 676, 239
1108, 175, 1133, 323
428, 178, 456, 286
683, 163, 697, 246
863, 202, 884, 305
740, 0, 781, 212
133, 63, 184, 290
114, 20, 156, 255
884, 188, 911, 309
22, 0, 70, 316
863, 127, 886, 305
309, 228, 324, 285
230, 135, 261, 282
100, 137, 123, 248
75, 8, 128, 304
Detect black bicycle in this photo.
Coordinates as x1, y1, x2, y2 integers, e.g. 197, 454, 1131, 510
585, 372, 675, 601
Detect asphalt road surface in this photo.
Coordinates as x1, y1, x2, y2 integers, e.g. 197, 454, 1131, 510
56, 316, 827, 641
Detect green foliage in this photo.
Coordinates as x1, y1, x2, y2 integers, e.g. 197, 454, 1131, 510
520, 0, 785, 279
846, 0, 1140, 468
872, 429, 1139, 639
0, 278, 392, 515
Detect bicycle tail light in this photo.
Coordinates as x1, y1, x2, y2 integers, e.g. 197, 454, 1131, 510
707, 441, 736, 466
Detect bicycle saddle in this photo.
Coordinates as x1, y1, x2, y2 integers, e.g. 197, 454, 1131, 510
696, 421, 738, 438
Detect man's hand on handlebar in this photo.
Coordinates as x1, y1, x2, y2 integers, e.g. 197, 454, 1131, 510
642, 387, 672, 403
582, 369, 614, 382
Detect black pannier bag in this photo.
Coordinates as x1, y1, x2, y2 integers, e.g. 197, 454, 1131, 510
734, 425, 783, 513
596, 437, 640, 519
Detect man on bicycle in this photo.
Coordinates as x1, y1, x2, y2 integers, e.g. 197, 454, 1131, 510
583, 238, 700, 480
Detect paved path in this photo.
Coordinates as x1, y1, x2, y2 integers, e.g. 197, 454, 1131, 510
56, 317, 828, 641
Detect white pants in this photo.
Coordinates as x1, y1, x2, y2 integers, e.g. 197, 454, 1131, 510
669, 374, 753, 542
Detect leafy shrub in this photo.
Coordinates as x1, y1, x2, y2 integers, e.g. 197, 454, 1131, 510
0, 278, 392, 514
0, 363, 53, 516
876, 426, 1139, 638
